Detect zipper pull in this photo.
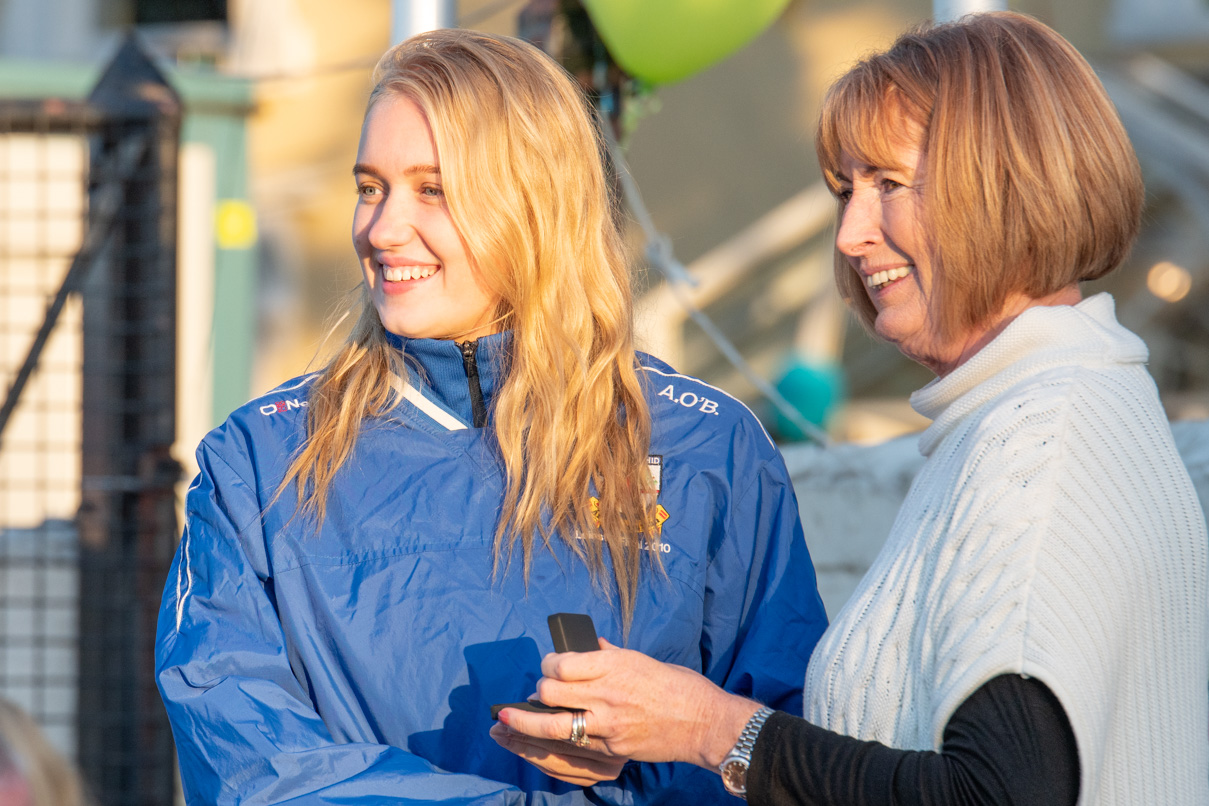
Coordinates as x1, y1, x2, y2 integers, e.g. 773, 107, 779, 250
457, 339, 488, 428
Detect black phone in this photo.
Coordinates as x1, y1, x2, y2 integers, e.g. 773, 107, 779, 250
490, 613, 599, 720
489, 699, 568, 721
547, 612, 600, 653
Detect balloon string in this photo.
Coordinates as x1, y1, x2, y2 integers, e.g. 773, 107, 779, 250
600, 121, 832, 447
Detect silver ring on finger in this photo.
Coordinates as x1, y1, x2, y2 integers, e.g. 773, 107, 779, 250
569, 710, 590, 747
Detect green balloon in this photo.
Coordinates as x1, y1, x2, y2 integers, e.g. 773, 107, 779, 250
582, 0, 792, 84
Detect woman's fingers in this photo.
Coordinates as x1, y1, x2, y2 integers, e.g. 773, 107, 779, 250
533, 677, 602, 714
540, 645, 621, 680
489, 721, 620, 760
496, 704, 587, 743
535, 645, 648, 711
489, 723, 627, 785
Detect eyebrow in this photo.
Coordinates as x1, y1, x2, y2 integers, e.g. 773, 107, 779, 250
352, 162, 441, 177
837, 161, 907, 183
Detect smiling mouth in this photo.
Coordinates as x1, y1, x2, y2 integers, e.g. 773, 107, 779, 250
866, 266, 912, 291
382, 264, 438, 282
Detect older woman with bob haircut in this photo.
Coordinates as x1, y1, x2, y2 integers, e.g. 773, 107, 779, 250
154, 27, 827, 806
494, 12, 1208, 806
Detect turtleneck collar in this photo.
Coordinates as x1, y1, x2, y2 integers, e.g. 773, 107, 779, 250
910, 293, 1147, 457
384, 330, 512, 426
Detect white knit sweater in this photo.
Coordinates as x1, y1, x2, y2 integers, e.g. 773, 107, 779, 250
803, 294, 1209, 805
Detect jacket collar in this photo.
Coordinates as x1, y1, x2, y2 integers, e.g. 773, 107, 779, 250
384, 330, 512, 426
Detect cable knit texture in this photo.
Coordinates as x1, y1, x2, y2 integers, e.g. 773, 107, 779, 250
803, 294, 1209, 805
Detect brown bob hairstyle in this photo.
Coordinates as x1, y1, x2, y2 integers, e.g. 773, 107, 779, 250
816, 12, 1143, 339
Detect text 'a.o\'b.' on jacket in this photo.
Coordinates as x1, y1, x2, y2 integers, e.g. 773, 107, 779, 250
154, 332, 829, 805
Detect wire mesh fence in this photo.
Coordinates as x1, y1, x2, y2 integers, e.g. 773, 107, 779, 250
0, 98, 91, 766
0, 38, 181, 806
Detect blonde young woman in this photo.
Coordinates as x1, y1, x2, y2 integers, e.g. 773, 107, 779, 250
154, 29, 828, 806
495, 13, 1208, 806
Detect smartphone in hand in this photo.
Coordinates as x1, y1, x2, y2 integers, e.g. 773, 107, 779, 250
490, 613, 599, 720
547, 613, 599, 653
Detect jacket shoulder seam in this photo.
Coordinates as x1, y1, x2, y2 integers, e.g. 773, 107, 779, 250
639, 364, 776, 451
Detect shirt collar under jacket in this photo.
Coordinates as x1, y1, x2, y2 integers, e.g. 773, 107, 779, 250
385, 330, 513, 427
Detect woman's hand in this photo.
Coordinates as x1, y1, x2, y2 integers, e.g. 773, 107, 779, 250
492, 639, 761, 774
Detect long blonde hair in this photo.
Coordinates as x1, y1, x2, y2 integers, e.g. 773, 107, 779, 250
280, 30, 657, 626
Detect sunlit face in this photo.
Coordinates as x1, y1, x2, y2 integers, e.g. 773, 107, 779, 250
352, 94, 498, 341
833, 125, 957, 375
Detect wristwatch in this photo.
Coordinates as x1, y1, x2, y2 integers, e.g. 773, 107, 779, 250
719, 705, 774, 799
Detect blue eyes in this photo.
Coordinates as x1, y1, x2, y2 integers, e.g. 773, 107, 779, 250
354, 184, 445, 200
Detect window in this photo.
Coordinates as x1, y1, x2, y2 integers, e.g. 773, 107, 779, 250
135, 0, 226, 25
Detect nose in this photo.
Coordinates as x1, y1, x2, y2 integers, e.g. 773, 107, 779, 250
835, 190, 882, 257
361, 194, 416, 252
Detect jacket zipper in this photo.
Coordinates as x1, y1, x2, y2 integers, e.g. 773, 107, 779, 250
457, 339, 488, 428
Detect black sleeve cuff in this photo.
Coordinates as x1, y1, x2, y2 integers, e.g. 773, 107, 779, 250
746, 710, 898, 806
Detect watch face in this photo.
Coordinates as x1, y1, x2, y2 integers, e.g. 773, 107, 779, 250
721, 759, 748, 795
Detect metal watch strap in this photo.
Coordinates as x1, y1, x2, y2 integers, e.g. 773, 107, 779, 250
719, 705, 774, 799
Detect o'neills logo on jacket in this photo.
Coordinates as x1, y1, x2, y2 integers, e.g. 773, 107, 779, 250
259, 398, 308, 416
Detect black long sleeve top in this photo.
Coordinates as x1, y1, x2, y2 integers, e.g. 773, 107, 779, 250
746, 674, 1079, 806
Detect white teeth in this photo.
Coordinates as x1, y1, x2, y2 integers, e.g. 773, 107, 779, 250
866, 266, 912, 289
382, 264, 437, 283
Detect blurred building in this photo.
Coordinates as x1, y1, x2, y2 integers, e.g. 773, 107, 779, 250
626, 0, 1209, 443
1, 0, 1204, 542
6, 0, 1206, 446
0, 0, 254, 493
0, 4, 253, 788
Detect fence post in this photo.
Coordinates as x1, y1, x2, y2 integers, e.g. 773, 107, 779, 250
77, 33, 182, 806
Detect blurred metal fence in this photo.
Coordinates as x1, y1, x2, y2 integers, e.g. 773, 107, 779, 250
0, 36, 180, 806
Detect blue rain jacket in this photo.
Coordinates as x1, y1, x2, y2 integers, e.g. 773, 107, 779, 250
156, 333, 827, 805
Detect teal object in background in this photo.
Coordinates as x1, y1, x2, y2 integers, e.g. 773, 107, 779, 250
770, 355, 845, 442
582, 0, 793, 84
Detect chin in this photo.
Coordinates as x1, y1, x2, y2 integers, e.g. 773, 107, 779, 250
377, 315, 415, 339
